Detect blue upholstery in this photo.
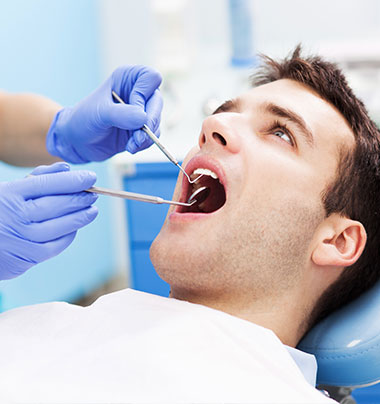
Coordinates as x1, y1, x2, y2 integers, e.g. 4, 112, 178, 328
298, 280, 380, 387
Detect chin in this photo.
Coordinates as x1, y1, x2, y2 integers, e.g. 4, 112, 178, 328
150, 231, 188, 284
150, 229, 215, 289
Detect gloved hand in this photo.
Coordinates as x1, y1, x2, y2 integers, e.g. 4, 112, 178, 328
0, 162, 98, 280
46, 65, 163, 163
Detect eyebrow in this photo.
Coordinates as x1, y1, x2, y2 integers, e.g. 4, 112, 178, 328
212, 99, 240, 114
213, 99, 315, 147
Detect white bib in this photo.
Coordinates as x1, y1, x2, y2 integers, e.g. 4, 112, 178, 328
0, 288, 335, 403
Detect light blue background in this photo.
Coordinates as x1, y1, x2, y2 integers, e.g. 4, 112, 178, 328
0, 0, 116, 310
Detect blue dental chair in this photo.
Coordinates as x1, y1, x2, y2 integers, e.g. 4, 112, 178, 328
299, 280, 380, 403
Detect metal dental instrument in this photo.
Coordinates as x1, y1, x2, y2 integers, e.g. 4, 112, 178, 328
111, 90, 203, 184
140, 124, 203, 184
187, 186, 210, 205
87, 186, 197, 207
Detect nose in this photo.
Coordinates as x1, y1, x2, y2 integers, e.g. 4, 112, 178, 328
198, 113, 242, 154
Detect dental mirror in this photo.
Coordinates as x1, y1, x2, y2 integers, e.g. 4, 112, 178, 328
187, 186, 210, 205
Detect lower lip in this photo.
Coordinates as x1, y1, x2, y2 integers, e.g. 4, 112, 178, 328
169, 211, 213, 223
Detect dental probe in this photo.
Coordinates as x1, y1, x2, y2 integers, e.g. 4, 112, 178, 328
86, 186, 197, 207
111, 90, 203, 184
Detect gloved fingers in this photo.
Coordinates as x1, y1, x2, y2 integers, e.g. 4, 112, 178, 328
16, 231, 77, 268
132, 89, 163, 148
138, 128, 161, 153
103, 103, 147, 130
128, 127, 162, 155
13, 170, 97, 199
29, 162, 70, 176
129, 67, 162, 110
145, 89, 163, 133
0, 231, 77, 280
125, 135, 141, 154
20, 206, 98, 242
25, 192, 98, 222
33, 231, 77, 262
42, 231, 77, 261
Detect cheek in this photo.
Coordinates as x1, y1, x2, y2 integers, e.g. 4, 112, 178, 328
224, 184, 325, 272
244, 147, 324, 209
234, 153, 326, 247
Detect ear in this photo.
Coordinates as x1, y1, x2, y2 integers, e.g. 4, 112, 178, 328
311, 214, 367, 267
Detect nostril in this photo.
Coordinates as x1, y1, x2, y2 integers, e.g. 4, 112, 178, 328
212, 132, 227, 146
201, 134, 206, 144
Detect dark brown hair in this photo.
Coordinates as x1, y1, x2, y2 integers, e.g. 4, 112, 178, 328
252, 45, 380, 329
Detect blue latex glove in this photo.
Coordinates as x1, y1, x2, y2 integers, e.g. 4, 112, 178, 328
46, 65, 163, 163
0, 162, 98, 280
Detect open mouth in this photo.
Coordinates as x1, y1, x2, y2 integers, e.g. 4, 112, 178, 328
179, 168, 226, 214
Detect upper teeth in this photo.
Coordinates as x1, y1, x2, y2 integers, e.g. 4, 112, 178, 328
192, 168, 218, 179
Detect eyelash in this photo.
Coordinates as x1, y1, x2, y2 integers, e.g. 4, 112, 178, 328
268, 120, 295, 147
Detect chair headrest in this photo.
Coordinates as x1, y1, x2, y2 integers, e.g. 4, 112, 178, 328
298, 280, 380, 387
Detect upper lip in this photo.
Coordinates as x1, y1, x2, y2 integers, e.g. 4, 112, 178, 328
178, 155, 228, 208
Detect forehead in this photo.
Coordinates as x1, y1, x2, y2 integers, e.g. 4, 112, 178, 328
239, 79, 355, 151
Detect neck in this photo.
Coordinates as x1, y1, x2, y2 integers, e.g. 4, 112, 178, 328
170, 286, 310, 347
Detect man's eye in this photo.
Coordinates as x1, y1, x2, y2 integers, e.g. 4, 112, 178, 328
273, 129, 293, 146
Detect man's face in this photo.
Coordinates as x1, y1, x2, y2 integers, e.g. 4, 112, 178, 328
150, 79, 355, 301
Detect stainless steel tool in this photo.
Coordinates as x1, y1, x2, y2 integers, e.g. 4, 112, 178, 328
111, 90, 203, 184
187, 186, 210, 205
87, 186, 197, 207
